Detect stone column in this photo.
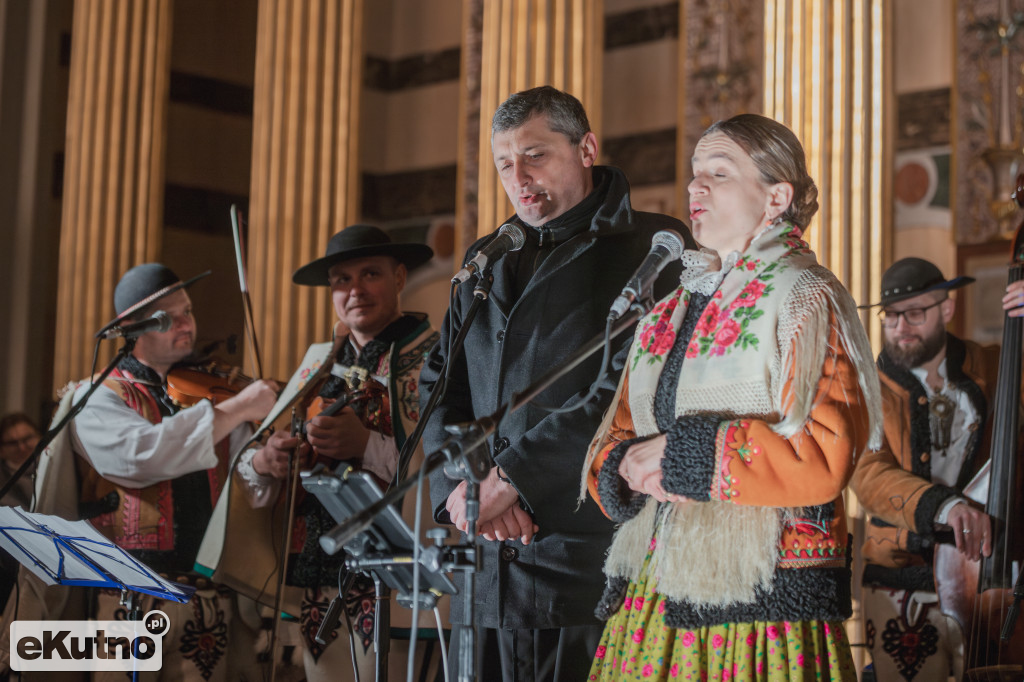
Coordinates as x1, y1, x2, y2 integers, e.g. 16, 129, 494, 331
761, 1, 892, 673
246, 0, 364, 379
466, 0, 604, 241
763, 0, 892, 346
54, 0, 173, 386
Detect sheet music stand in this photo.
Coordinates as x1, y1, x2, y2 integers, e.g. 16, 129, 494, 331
301, 465, 457, 681
0, 507, 192, 602
0, 507, 192, 680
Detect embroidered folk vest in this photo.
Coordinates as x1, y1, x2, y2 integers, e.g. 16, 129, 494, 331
76, 368, 228, 574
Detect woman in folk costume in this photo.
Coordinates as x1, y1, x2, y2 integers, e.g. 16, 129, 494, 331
581, 114, 883, 681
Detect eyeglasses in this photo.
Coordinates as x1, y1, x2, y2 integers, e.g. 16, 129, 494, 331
878, 299, 945, 328
1, 434, 38, 449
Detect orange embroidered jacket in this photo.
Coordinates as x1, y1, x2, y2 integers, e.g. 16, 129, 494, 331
850, 336, 1000, 589
589, 314, 871, 573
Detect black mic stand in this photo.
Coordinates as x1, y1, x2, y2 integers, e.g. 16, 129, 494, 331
319, 272, 496, 681
320, 296, 654, 682
396, 274, 495, 481
410, 273, 495, 682
0, 338, 137, 501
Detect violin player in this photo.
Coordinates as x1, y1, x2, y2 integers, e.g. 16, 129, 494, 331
240, 224, 443, 681
16, 263, 278, 682
851, 257, 1024, 681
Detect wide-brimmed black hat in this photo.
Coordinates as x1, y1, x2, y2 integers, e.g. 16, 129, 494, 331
292, 224, 434, 286
859, 257, 974, 308
95, 263, 210, 338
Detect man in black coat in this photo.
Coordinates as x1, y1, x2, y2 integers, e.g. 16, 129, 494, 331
419, 85, 694, 681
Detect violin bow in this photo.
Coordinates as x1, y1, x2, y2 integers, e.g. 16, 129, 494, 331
231, 204, 265, 380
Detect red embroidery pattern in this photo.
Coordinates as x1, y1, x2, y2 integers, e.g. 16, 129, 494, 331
688, 260, 781, 358
714, 420, 761, 501
632, 292, 682, 369
112, 374, 175, 551
117, 483, 174, 550
779, 517, 845, 567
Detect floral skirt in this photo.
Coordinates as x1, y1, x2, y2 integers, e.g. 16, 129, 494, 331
588, 554, 856, 681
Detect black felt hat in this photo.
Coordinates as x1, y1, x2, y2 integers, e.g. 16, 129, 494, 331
859, 257, 974, 308
292, 224, 434, 286
96, 263, 210, 338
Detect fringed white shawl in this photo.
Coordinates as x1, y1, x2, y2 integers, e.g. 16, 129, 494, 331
582, 221, 882, 610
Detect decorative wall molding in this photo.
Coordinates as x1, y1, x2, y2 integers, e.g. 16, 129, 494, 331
605, 2, 678, 49
364, 47, 461, 91
954, 0, 1024, 243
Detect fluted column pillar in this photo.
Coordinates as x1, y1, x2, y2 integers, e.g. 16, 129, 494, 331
761, 1, 892, 673
467, 0, 603, 241
246, 0, 364, 380
763, 0, 892, 347
53, 0, 172, 387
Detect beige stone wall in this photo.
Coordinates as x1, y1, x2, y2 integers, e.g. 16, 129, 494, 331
892, 0, 956, 276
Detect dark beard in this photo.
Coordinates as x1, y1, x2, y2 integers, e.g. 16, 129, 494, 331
884, 327, 947, 369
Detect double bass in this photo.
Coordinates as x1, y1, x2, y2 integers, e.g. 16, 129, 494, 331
935, 174, 1024, 681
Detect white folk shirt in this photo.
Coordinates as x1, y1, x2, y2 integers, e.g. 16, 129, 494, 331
909, 358, 981, 523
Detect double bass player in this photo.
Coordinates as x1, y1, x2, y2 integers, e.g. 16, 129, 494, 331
851, 257, 1024, 680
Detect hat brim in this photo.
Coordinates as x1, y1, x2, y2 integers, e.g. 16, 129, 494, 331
292, 243, 434, 286
96, 271, 211, 338
857, 275, 975, 309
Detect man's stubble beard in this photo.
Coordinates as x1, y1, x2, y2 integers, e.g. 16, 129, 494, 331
884, 326, 947, 370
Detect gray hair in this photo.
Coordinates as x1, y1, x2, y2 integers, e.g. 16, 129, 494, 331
702, 114, 819, 229
491, 86, 591, 144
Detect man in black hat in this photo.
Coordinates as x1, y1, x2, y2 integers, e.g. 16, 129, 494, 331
242, 224, 441, 681
69, 262, 279, 682
418, 86, 691, 681
850, 257, 1024, 681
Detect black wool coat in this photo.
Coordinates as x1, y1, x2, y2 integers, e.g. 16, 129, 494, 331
420, 165, 693, 629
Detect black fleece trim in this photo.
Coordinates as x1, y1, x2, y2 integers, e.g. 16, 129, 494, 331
868, 516, 933, 556
597, 436, 653, 522
914, 483, 958, 539
878, 348, 933, 480
863, 563, 935, 592
595, 575, 629, 620
661, 415, 719, 501
595, 565, 852, 628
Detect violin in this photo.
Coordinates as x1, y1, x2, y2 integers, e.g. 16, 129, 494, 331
295, 366, 389, 467
167, 360, 253, 407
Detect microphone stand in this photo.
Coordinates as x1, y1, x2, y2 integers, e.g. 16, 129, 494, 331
396, 274, 495, 483
355, 272, 496, 681
0, 339, 138, 501
320, 298, 653, 682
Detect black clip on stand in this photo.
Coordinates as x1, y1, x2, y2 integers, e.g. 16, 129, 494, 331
318, 287, 655, 682
0, 339, 138, 502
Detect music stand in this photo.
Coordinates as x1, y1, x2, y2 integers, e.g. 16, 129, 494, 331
0, 507, 193, 681
0, 507, 191, 602
301, 465, 457, 682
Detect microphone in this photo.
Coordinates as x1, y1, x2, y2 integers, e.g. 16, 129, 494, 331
608, 230, 685, 320
452, 223, 527, 283
101, 311, 172, 339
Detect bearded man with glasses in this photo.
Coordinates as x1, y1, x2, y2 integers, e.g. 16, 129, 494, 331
850, 257, 1024, 680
